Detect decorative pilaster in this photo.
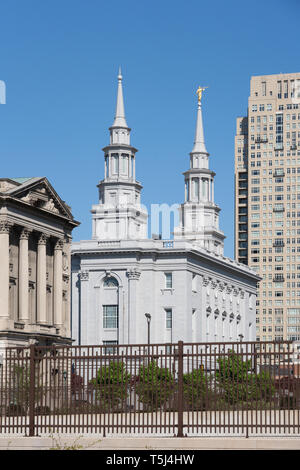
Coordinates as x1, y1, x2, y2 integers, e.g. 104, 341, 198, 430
126, 268, 141, 344
79, 269, 89, 345
18, 228, 31, 322
37, 233, 48, 324
53, 239, 63, 328
0, 221, 12, 319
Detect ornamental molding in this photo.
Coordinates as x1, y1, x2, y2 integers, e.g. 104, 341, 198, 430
37, 233, 48, 245
126, 268, 141, 280
218, 282, 225, 292
79, 270, 89, 281
0, 220, 12, 234
20, 228, 31, 240
54, 239, 64, 251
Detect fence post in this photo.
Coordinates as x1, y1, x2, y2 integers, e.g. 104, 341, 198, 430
28, 344, 36, 436
177, 341, 184, 437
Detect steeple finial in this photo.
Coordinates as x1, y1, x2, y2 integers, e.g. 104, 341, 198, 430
112, 67, 128, 128
192, 86, 208, 154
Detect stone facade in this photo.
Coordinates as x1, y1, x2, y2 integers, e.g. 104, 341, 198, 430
0, 177, 79, 350
72, 239, 258, 346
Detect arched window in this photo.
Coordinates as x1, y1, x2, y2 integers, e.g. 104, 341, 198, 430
103, 276, 119, 288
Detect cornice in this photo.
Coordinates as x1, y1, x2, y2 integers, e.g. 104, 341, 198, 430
183, 168, 216, 177
102, 144, 138, 153
71, 243, 259, 282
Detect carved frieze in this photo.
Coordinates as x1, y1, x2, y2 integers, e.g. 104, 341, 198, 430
43, 198, 60, 214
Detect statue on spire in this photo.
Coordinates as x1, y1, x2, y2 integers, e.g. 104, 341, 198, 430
196, 86, 208, 103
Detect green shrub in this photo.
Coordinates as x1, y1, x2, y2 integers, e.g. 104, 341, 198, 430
183, 368, 211, 410
135, 361, 175, 411
90, 361, 130, 411
216, 350, 275, 405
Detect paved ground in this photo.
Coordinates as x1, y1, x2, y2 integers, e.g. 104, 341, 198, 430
0, 436, 300, 450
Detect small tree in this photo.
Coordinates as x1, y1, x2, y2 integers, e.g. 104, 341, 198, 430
135, 361, 175, 411
90, 361, 130, 411
216, 350, 275, 406
183, 368, 211, 410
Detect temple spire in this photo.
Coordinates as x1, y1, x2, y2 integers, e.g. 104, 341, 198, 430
192, 86, 208, 154
112, 67, 128, 128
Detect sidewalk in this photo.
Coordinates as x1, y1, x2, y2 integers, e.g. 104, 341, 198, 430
0, 436, 300, 450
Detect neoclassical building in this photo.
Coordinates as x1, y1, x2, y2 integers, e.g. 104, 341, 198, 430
0, 176, 79, 349
71, 71, 259, 347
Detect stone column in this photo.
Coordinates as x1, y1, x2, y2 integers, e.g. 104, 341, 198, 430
18, 228, 31, 322
37, 233, 48, 324
0, 221, 12, 320
63, 237, 71, 337
53, 238, 63, 328
126, 268, 141, 344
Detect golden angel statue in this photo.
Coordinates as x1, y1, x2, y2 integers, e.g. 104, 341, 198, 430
196, 86, 208, 103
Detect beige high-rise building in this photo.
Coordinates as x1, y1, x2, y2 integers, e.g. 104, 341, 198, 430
235, 73, 300, 342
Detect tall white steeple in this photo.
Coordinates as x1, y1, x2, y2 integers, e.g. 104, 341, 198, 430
174, 87, 225, 255
91, 69, 148, 241
192, 96, 207, 154
111, 67, 128, 129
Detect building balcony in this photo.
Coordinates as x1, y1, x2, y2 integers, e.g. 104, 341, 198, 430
273, 206, 285, 212
273, 170, 285, 177
273, 240, 285, 247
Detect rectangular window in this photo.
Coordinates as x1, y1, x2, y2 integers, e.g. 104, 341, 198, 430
165, 309, 172, 329
103, 305, 118, 329
165, 273, 173, 288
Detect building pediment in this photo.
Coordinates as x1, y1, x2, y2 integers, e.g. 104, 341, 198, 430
1, 177, 74, 220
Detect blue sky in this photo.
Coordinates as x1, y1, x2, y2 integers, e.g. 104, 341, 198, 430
0, 0, 299, 257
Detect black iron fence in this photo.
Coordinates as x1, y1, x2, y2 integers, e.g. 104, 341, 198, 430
0, 341, 299, 437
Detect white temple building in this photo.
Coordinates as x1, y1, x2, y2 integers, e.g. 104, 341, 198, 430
71, 71, 259, 347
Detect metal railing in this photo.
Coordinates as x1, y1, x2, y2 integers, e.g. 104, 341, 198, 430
0, 341, 299, 437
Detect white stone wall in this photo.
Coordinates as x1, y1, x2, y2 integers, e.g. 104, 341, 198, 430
71, 240, 258, 346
